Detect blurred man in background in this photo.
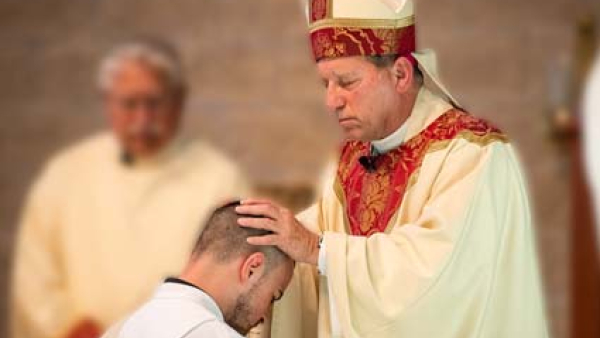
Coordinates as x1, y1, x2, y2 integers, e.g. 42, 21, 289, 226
102, 202, 295, 338
584, 53, 600, 251
10, 39, 250, 338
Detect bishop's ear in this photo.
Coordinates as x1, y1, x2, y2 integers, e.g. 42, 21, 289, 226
239, 252, 266, 285
392, 56, 415, 93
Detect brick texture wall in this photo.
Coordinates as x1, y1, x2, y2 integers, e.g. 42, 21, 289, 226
0, 0, 586, 337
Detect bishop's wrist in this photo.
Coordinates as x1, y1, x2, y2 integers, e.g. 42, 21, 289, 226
305, 232, 321, 266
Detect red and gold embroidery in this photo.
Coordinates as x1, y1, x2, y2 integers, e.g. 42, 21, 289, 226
310, 25, 416, 61
336, 110, 508, 237
312, 31, 346, 60
308, 0, 417, 61
309, 0, 331, 23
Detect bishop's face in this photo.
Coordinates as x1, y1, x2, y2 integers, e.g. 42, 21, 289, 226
317, 56, 403, 142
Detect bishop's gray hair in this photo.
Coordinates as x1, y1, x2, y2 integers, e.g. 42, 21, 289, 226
365, 54, 424, 85
97, 38, 187, 97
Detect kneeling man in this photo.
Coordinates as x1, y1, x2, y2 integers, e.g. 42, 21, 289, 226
102, 201, 295, 338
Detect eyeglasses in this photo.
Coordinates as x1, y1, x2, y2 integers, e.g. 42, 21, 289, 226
108, 94, 174, 114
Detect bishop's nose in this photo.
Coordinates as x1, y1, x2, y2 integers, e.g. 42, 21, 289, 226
325, 86, 345, 114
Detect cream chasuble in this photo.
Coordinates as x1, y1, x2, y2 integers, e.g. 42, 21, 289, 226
272, 88, 549, 338
11, 132, 250, 338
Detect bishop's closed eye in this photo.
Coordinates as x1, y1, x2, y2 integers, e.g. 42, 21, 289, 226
338, 78, 358, 89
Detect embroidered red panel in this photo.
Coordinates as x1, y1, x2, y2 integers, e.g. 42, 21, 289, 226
336, 109, 506, 236
310, 26, 416, 62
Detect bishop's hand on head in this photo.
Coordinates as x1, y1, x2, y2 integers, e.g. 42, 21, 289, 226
236, 199, 320, 266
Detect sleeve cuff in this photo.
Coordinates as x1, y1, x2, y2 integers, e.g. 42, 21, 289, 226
318, 233, 328, 276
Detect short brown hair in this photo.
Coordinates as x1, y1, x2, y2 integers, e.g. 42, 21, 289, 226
192, 201, 290, 271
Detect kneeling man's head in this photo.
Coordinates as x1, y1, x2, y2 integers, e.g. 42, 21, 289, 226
182, 201, 295, 335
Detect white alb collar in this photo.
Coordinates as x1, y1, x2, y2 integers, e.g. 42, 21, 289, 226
371, 121, 408, 154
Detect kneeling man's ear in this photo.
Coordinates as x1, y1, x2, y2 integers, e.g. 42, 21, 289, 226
239, 252, 266, 284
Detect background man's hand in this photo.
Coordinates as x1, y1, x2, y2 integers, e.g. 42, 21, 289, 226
236, 199, 319, 265
65, 318, 102, 338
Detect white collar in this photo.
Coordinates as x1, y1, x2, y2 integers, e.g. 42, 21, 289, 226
371, 120, 408, 154
371, 87, 453, 154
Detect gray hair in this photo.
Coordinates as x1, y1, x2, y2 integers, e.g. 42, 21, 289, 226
365, 54, 423, 85
98, 39, 187, 97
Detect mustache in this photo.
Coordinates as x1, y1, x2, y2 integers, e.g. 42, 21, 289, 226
125, 123, 165, 138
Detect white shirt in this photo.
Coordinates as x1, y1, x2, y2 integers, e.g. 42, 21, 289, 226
103, 281, 243, 338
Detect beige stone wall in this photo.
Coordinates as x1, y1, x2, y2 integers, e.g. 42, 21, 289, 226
0, 0, 583, 337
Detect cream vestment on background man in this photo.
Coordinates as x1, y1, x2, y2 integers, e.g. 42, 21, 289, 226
11, 132, 250, 338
